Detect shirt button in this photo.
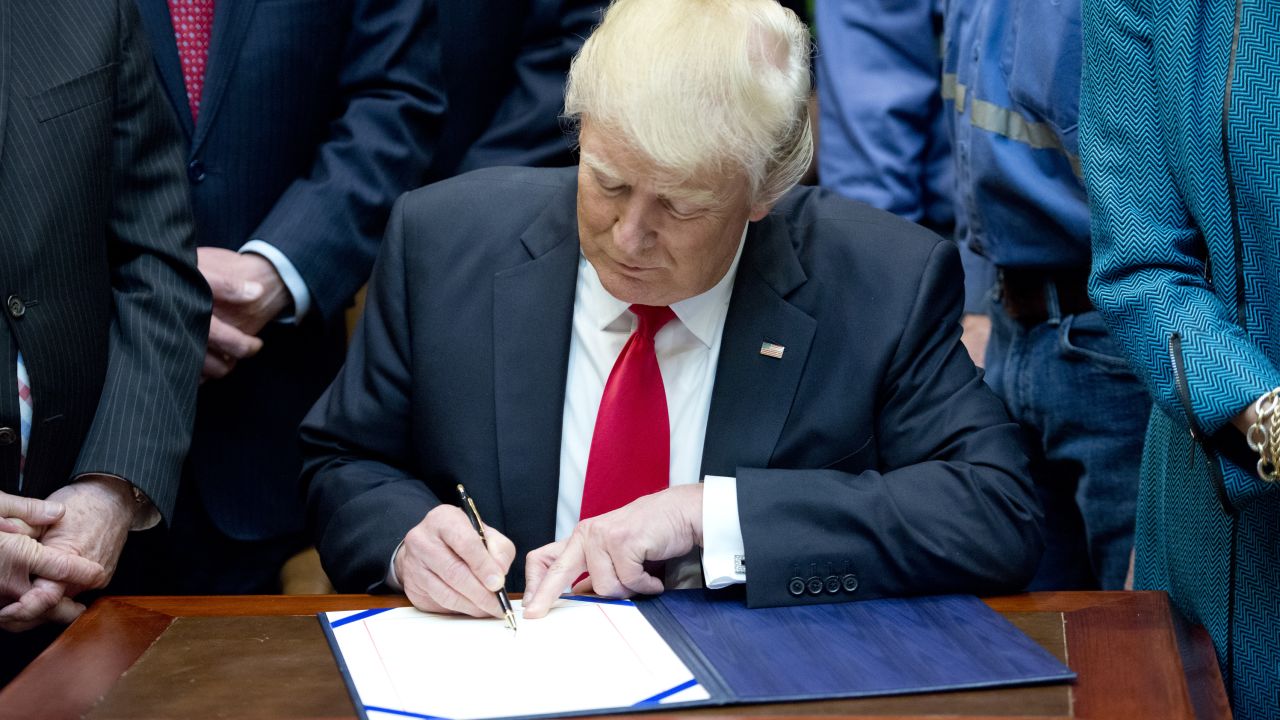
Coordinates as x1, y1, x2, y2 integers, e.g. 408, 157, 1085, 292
824, 575, 841, 594
0, 427, 16, 445
187, 160, 207, 183
806, 576, 824, 595
842, 574, 859, 592
6, 295, 25, 318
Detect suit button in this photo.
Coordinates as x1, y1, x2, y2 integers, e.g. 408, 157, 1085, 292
806, 576, 823, 595
842, 574, 859, 592
824, 575, 841, 594
0, 427, 15, 445
187, 160, 207, 183
6, 295, 25, 318
788, 577, 805, 597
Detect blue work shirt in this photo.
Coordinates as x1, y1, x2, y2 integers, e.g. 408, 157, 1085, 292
943, 0, 1089, 310
816, 0, 954, 235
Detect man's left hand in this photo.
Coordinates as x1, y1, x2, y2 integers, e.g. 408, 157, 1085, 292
198, 248, 291, 380
0, 476, 140, 631
522, 485, 703, 618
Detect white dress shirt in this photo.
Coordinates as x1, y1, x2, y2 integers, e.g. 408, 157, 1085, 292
388, 231, 752, 590
556, 231, 748, 589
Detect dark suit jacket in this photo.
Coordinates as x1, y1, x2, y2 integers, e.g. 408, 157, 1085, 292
301, 167, 1043, 608
431, 1, 606, 181
0, 0, 209, 517
134, 0, 603, 543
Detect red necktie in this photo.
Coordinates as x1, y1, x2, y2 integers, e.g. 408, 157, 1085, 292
169, 0, 215, 123
580, 305, 677, 520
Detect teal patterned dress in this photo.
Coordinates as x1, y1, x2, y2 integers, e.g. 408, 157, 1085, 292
1081, 0, 1280, 715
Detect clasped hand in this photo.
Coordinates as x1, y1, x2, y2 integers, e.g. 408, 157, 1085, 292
395, 485, 703, 621
199, 247, 290, 380
0, 480, 138, 632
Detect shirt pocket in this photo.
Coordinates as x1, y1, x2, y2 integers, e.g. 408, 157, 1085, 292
28, 63, 116, 123
998, 0, 1082, 152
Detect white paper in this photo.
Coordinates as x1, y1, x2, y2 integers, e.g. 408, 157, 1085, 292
323, 597, 709, 720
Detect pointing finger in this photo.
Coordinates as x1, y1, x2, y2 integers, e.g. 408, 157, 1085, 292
523, 535, 586, 619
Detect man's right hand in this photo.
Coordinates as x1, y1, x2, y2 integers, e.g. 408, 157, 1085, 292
0, 490, 107, 633
0, 477, 142, 632
0, 533, 105, 632
394, 504, 515, 619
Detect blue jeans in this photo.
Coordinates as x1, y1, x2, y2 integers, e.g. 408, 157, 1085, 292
984, 290, 1150, 590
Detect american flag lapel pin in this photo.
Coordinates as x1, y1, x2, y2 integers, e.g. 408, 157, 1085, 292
759, 341, 785, 359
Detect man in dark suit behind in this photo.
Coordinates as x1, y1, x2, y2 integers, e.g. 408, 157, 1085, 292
302, 0, 1043, 617
131, 0, 606, 594
0, 0, 209, 682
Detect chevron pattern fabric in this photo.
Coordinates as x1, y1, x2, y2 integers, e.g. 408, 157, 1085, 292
1081, 0, 1280, 716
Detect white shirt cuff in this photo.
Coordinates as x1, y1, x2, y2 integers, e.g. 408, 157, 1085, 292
701, 474, 746, 588
385, 540, 405, 591
240, 240, 311, 322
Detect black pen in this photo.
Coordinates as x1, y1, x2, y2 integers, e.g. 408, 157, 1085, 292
456, 484, 517, 632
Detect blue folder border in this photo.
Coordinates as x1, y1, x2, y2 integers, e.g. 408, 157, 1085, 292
317, 592, 1076, 720
318, 611, 376, 720
636, 591, 1076, 705
316, 599, 714, 720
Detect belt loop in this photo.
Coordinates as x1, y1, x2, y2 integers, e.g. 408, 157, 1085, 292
1044, 280, 1063, 326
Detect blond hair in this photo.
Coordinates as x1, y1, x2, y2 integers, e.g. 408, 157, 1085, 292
564, 0, 813, 207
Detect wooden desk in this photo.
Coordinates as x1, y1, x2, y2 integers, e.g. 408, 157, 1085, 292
0, 591, 1230, 720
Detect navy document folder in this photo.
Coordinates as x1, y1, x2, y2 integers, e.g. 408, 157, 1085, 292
320, 591, 1076, 720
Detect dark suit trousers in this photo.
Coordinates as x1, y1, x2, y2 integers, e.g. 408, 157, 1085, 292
112, 480, 308, 596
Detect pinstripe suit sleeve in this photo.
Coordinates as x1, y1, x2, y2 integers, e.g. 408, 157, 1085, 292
248, 0, 446, 324
71, 0, 211, 520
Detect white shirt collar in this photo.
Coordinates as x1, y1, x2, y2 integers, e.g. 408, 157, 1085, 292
578, 224, 748, 348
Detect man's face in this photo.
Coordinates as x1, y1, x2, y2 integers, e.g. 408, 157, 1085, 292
576, 122, 769, 306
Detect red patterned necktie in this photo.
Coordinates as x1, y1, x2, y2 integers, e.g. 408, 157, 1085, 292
580, 305, 677, 520
169, 0, 215, 123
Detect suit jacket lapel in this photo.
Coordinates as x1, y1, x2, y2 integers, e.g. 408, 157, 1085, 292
492, 180, 580, 553
701, 212, 816, 476
191, 0, 255, 152
134, 0, 194, 141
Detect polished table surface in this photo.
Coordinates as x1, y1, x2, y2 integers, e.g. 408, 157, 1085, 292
0, 591, 1230, 720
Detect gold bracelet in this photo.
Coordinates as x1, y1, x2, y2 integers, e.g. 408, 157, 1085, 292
1248, 388, 1280, 482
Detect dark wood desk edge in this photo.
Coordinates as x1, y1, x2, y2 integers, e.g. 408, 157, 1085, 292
114, 589, 1137, 616
110, 593, 413, 617
0, 591, 1230, 720
0, 598, 173, 720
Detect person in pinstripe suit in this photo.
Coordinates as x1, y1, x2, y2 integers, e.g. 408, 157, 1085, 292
0, 0, 209, 683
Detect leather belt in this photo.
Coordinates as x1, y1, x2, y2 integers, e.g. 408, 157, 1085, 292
997, 267, 1093, 325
